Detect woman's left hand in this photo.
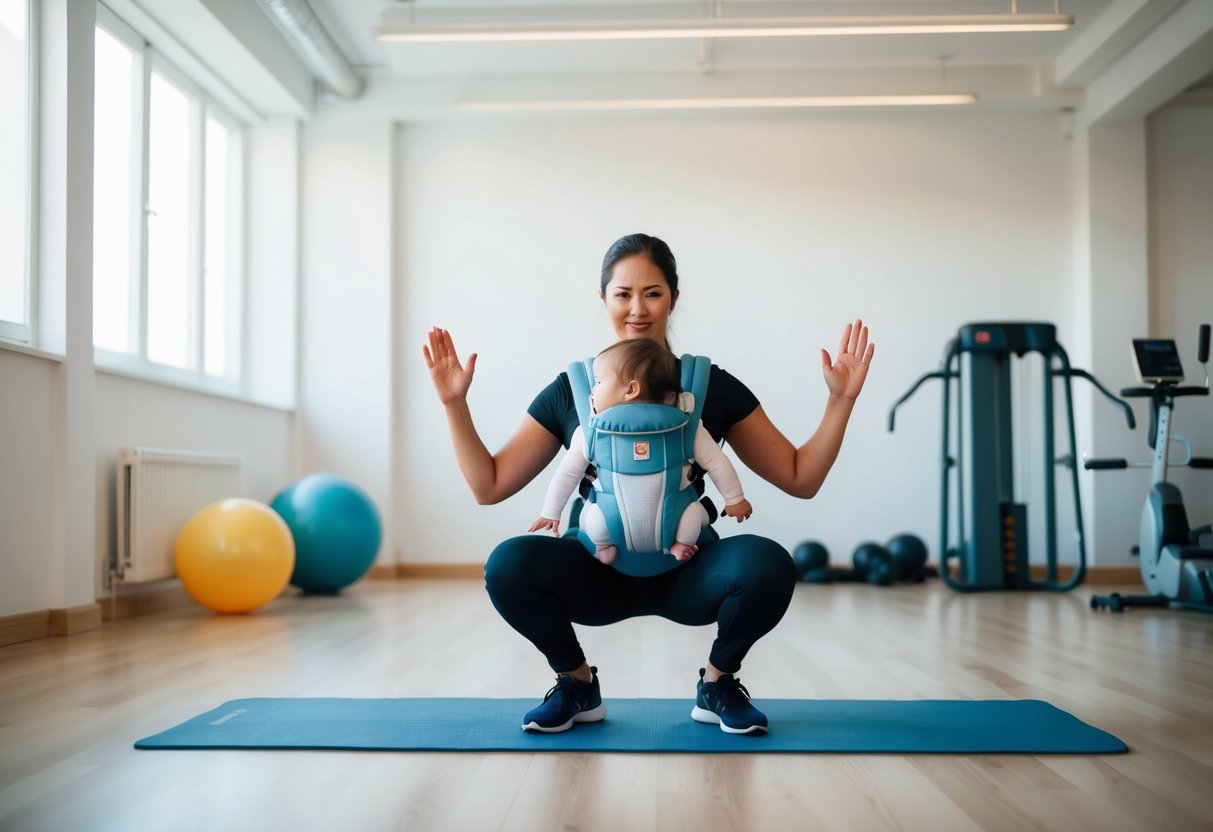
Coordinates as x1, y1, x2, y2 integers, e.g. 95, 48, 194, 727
820, 319, 875, 401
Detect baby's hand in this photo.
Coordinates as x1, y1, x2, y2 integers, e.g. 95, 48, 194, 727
670, 542, 698, 561
723, 499, 753, 522
529, 517, 560, 535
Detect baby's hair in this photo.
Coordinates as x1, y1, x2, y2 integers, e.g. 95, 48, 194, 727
598, 339, 681, 405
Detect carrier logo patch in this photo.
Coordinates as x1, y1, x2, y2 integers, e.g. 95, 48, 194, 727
633, 441, 650, 461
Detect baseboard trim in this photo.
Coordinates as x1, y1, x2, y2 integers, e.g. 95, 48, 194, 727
101, 584, 194, 621
1, 603, 104, 647
367, 563, 485, 580
0, 611, 50, 647
940, 562, 1143, 586
1011, 565, 1143, 586
1069, 566, 1143, 586
397, 563, 484, 579
50, 603, 103, 636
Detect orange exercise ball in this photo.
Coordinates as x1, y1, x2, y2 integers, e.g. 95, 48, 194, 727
175, 498, 296, 614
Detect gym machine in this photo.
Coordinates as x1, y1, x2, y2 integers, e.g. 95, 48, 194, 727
889, 322, 1134, 592
1087, 324, 1212, 613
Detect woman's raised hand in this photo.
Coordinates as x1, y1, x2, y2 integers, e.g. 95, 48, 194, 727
820, 319, 875, 401
423, 326, 478, 405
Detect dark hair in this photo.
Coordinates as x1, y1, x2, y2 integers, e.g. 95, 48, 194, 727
598, 339, 681, 405
599, 233, 679, 300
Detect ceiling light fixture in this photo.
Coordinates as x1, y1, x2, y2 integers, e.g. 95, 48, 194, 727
460, 94, 979, 111
374, 15, 1073, 44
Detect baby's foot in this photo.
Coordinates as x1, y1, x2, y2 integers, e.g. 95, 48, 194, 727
595, 545, 618, 564
670, 542, 699, 561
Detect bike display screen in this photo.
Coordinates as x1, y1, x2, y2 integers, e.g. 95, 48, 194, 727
1132, 339, 1184, 383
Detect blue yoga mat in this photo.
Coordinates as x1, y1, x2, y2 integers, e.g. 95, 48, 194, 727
135, 698, 1127, 754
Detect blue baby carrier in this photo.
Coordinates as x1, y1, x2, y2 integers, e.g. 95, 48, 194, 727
565, 354, 714, 577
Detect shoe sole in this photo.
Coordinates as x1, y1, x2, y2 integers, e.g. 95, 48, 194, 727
691, 705, 768, 735
521, 703, 608, 733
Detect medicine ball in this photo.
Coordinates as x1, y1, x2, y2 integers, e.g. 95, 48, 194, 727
793, 541, 830, 578
851, 541, 889, 580
865, 550, 899, 586
886, 533, 928, 580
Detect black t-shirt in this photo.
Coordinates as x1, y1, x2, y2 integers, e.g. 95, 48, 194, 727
527, 358, 761, 450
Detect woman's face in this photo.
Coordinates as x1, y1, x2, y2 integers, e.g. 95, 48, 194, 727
601, 254, 677, 345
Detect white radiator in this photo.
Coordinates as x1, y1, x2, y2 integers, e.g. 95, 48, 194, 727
114, 447, 245, 584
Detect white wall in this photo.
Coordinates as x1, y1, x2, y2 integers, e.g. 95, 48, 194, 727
1073, 119, 1152, 568
246, 118, 302, 410
1147, 105, 1213, 525
0, 352, 56, 616
297, 109, 396, 565
394, 110, 1081, 566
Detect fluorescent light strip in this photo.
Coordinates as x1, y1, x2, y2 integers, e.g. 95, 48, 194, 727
461, 94, 979, 111
375, 15, 1073, 43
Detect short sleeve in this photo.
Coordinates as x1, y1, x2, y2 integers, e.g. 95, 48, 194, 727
700, 364, 760, 444
527, 373, 579, 449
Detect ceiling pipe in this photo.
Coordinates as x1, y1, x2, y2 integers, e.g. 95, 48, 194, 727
258, 0, 364, 99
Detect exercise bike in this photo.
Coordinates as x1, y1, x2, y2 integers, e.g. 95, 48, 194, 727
1087, 324, 1213, 613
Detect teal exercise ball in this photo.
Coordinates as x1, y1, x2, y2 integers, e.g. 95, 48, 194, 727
270, 474, 382, 593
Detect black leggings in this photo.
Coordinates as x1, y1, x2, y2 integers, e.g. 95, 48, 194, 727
484, 533, 797, 675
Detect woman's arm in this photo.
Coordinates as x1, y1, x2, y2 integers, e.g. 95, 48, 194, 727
725, 320, 874, 499
424, 327, 562, 505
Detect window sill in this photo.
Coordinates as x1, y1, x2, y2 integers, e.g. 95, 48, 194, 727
95, 360, 295, 414
0, 338, 65, 364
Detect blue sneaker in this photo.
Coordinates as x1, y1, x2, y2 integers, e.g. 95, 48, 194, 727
691, 668, 768, 734
521, 667, 607, 733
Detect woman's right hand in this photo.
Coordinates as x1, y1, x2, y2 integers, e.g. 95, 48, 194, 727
422, 326, 478, 405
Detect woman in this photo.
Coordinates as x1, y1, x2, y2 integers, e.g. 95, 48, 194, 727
423, 233, 874, 735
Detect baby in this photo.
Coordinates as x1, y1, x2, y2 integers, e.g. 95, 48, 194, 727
529, 339, 753, 563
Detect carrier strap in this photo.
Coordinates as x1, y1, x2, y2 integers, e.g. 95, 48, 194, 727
679, 354, 711, 461
567, 354, 710, 461
568, 357, 597, 455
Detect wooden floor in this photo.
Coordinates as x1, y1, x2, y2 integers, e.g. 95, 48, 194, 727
1, 577, 1211, 831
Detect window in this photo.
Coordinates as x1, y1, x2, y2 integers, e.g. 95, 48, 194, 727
92, 22, 137, 354
0, 0, 32, 344
93, 8, 244, 389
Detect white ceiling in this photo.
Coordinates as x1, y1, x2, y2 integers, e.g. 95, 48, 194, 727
308, 0, 1117, 79
254, 0, 1213, 120
131, 0, 1204, 120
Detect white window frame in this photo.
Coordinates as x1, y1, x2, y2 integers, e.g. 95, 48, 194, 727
0, 0, 38, 347
92, 3, 245, 397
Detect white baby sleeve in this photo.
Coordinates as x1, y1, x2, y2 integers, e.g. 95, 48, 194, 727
540, 427, 592, 520
692, 421, 745, 506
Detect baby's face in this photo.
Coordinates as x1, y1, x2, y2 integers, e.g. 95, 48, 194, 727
591, 351, 631, 414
